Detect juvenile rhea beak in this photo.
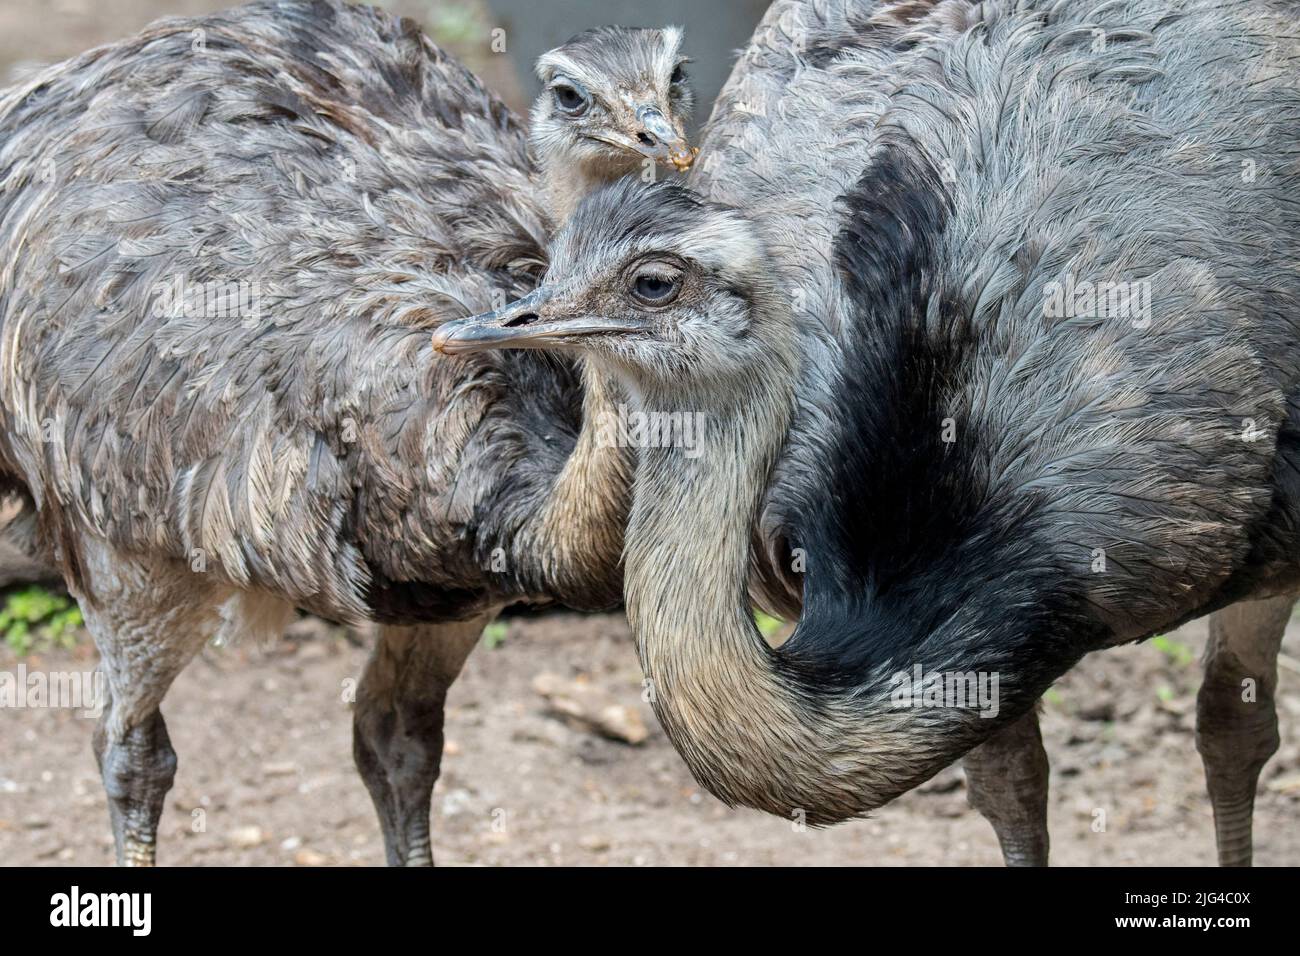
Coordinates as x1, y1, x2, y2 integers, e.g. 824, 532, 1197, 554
432, 289, 646, 355
633, 105, 696, 171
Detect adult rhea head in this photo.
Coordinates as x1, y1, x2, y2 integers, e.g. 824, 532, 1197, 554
433, 179, 790, 393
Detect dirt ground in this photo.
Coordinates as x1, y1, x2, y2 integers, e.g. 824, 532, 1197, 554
1, 0, 1298, 867
2, 610, 1298, 866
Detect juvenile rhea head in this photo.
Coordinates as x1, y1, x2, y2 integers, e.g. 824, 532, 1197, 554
433, 179, 790, 389
531, 27, 697, 221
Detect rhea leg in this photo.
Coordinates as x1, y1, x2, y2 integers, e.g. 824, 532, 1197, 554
77, 540, 231, 866
92, 703, 184, 866
353, 616, 489, 866
1197, 593, 1292, 866
963, 705, 1050, 866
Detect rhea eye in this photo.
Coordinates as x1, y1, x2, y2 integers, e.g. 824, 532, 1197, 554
553, 84, 589, 115
670, 63, 687, 85
632, 272, 681, 305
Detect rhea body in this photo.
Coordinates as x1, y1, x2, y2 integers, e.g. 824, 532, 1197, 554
436, 0, 1300, 860
0, 0, 694, 864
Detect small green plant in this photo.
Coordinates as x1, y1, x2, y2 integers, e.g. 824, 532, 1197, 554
1042, 687, 1064, 707
0, 586, 83, 655
378, 1, 481, 47
427, 3, 480, 46
1150, 634, 1194, 668
483, 621, 508, 650
754, 611, 786, 640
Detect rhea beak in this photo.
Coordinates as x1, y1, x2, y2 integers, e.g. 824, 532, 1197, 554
432, 289, 645, 355
634, 105, 697, 171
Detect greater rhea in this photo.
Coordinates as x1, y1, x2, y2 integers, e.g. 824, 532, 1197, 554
0, 0, 694, 865
435, 0, 1300, 865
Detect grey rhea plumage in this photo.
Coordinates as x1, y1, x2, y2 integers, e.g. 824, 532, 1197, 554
687, 0, 1300, 823
699, 0, 1300, 622
1, 0, 551, 623
439, 0, 1300, 831
687, 0, 1300, 822
0, 0, 693, 865
0, 0, 697, 623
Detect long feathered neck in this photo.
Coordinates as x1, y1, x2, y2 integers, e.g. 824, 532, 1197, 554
531, 127, 643, 228
619, 307, 1040, 825
540, 158, 608, 228
620, 147, 1091, 825
526, 130, 654, 602
542, 159, 643, 227
507, 141, 639, 609
515, 363, 631, 608
617, 0, 1298, 821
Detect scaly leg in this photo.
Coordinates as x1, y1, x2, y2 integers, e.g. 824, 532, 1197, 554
1197, 593, 1292, 866
963, 705, 1050, 866
78, 538, 236, 866
353, 616, 489, 866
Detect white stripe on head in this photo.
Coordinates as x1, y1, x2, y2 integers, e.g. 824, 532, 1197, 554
535, 50, 601, 89
658, 25, 685, 77
536, 27, 686, 90
677, 216, 767, 283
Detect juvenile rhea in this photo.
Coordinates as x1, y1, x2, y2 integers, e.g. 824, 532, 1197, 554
532, 25, 696, 222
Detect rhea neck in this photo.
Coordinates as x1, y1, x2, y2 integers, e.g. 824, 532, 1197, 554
609, 299, 1038, 825
512, 155, 637, 609
534, 139, 639, 227
514, 363, 630, 610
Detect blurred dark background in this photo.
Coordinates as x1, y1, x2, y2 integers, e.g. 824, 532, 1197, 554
483, 0, 767, 131
0, 0, 769, 129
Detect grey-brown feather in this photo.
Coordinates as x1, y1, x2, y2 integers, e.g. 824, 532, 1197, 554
0, 0, 627, 623
698, 0, 1300, 627
544, 0, 1300, 824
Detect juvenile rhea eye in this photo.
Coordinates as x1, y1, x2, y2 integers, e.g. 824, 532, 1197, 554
632, 272, 681, 305
670, 63, 687, 85
553, 84, 589, 115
